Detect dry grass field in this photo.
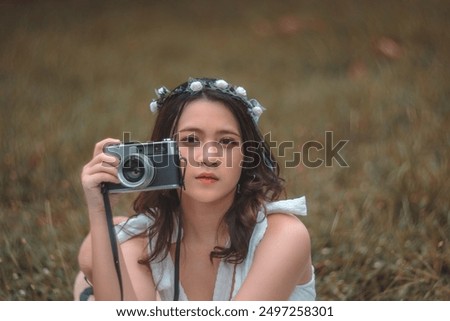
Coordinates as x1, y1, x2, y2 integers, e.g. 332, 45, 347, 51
0, 0, 449, 300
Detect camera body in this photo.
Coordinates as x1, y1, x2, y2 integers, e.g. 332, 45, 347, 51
103, 139, 181, 193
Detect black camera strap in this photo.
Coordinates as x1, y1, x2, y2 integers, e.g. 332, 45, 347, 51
101, 183, 124, 301
173, 159, 187, 301
173, 212, 182, 301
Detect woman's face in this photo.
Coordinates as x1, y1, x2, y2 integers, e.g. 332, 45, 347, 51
176, 99, 244, 206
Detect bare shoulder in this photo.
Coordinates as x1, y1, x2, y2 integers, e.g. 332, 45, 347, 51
234, 212, 312, 300
263, 213, 312, 284
265, 212, 311, 245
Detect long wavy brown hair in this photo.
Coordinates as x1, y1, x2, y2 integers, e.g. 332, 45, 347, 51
133, 78, 285, 264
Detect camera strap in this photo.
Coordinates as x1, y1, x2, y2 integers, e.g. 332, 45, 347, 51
173, 159, 187, 301
101, 183, 124, 301
173, 212, 182, 301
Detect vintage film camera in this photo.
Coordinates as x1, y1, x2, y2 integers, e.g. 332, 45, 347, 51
103, 139, 181, 193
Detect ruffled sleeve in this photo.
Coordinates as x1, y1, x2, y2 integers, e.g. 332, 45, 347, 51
114, 214, 153, 244
265, 196, 307, 216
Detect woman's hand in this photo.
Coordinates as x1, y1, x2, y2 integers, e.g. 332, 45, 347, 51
81, 138, 121, 214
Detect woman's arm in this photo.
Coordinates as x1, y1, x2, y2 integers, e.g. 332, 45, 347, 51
78, 216, 129, 285
233, 213, 312, 301
80, 138, 156, 300
77, 226, 156, 300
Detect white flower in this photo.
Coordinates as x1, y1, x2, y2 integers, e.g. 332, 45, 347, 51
189, 81, 203, 92
149, 101, 158, 113
235, 86, 247, 97
252, 106, 263, 117
155, 86, 169, 98
215, 79, 228, 90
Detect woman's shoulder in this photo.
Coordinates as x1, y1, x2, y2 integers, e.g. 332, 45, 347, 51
251, 196, 309, 238
254, 196, 309, 243
260, 197, 311, 268
264, 212, 311, 250
233, 198, 313, 299
247, 196, 310, 261
259, 207, 312, 286
263, 196, 311, 258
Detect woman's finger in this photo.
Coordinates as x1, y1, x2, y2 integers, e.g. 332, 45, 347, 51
92, 138, 121, 158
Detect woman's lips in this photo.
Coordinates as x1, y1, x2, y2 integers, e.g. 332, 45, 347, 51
196, 173, 219, 184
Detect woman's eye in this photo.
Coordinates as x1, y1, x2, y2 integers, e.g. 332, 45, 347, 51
220, 138, 239, 147
179, 135, 200, 147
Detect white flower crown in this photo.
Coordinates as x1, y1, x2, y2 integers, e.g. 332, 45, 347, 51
149, 78, 266, 123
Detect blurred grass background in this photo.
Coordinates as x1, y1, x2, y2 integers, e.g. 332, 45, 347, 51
1, 0, 449, 300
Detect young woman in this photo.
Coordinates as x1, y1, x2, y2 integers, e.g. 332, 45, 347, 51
74, 77, 315, 301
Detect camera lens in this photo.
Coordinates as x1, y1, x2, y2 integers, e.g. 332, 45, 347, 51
122, 157, 145, 182
118, 154, 155, 189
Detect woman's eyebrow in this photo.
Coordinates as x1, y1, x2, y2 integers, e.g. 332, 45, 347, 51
177, 127, 203, 134
178, 127, 241, 137
216, 129, 241, 137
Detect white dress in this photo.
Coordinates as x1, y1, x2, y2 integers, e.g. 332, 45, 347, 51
115, 196, 316, 301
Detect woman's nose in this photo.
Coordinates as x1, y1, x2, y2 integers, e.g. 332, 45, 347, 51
194, 141, 222, 167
